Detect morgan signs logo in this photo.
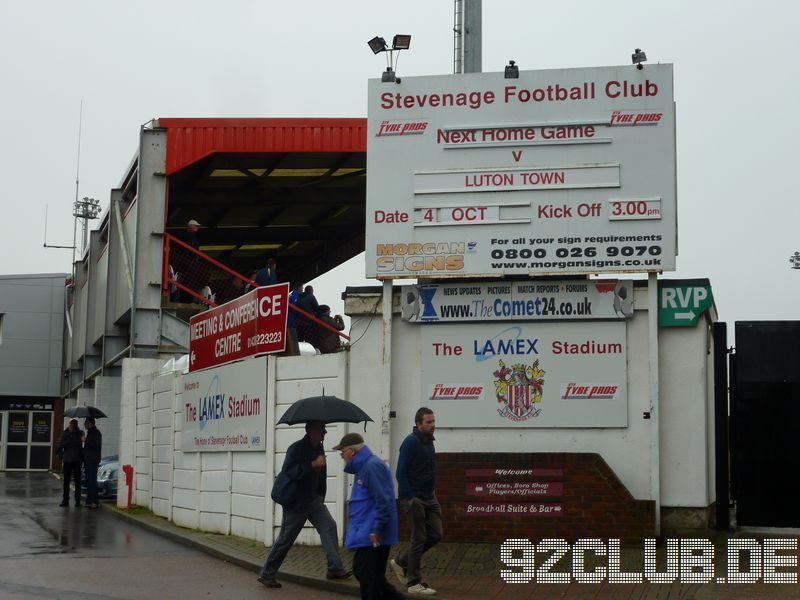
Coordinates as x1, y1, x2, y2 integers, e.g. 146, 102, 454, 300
376, 120, 428, 137
560, 383, 619, 400
493, 359, 545, 422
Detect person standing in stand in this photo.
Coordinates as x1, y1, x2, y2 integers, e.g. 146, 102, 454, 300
255, 258, 278, 286
285, 282, 303, 355
82, 417, 102, 509
57, 419, 84, 507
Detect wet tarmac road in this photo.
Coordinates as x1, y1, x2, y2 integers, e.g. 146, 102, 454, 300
0, 472, 344, 599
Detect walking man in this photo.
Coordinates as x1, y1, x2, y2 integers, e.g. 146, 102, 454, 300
83, 417, 102, 509
391, 408, 442, 595
258, 421, 351, 588
57, 419, 83, 507
335, 433, 404, 600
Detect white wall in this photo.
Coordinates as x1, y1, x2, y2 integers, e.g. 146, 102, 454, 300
119, 353, 350, 547
348, 284, 716, 511
115, 282, 717, 543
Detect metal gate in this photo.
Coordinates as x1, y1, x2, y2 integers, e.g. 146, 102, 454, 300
730, 321, 800, 527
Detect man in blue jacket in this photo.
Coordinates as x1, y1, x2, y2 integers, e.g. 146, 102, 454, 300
335, 433, 404, 600
258, 421, 351, 588
390, 407, 441, 595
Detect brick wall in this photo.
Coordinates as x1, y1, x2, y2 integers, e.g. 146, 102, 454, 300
398, 453, 654, 542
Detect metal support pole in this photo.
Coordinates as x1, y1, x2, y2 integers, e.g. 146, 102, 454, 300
463, 0, 482, 73
713, 322, 730, 530
648, 272, 661, 535
381, 280, 393, 460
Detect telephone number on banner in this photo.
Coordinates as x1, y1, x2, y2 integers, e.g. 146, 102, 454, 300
501, 538, 800, 585
246, 331, 283, 348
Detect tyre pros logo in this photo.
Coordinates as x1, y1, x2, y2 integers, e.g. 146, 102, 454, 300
376, 120, 428, 137
560, 383, 619, 400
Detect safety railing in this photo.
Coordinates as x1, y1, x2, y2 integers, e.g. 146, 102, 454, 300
163, 233, 349, 351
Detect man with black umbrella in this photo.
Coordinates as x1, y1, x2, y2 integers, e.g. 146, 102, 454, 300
258, 421, 351, 588
83, 417, 102, 509
57, 419, 84, 507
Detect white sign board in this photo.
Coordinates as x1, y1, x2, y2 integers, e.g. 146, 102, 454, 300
181, 356, 267, 452
420, 322, 628, 427
366, 64, 676, 278
402, 279, 634, 322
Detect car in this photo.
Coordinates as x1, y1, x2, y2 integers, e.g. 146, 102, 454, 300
81, 455, 119, 499
96, 459, 119, 499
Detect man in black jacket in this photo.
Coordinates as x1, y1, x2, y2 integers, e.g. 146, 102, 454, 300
391, 407, 442, 596
258, 421, 351, 588
57, 419, 84, 507
83, 417, 102, 509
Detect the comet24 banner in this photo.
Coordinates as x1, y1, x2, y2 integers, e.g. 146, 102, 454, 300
421, 322, 627, 428
181, 356, 267, 452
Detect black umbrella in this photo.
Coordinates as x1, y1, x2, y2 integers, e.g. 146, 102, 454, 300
63, 405, 108, 419
277, 395, 373, 426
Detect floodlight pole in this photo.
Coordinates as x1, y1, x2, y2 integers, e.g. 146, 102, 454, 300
454, 0, 482, 74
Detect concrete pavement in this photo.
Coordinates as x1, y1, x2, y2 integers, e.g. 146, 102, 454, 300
103, 501, 800, 599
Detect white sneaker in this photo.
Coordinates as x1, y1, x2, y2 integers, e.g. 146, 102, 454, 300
407, 582, 437, 596
389, 559, 406, 585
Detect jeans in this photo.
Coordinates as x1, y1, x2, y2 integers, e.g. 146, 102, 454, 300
395, 496, 443, 585
62, 461, 82, 504
353, 545, 405, 600
261, 495, 343, 578
84, 462, 99, 505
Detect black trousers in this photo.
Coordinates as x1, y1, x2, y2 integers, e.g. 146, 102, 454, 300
62, 461, 82, 504
352, 545, 404, 600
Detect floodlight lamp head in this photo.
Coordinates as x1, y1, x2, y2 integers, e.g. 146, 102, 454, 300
368, 36, 388, 54
392, 34, 411, 50
632, 48, 647, 70
504, 60, 519, 79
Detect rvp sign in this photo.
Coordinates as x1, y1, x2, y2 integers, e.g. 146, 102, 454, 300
659, 283, 713, 327
189, 283, 289, 372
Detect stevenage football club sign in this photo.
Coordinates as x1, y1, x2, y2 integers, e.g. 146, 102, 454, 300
366, 64, 676, 279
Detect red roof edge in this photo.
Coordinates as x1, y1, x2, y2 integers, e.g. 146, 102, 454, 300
158, 118, 367, 175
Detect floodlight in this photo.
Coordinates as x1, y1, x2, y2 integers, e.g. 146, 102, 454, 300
368, 36, 388, 54
504, 60, 519, 79
790, 251, 800, 269
370, 33, 411, 84
632, 48, 647, 70
392, 34, 411, 50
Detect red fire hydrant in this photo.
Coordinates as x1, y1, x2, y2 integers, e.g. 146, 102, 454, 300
122, 464, 134, 509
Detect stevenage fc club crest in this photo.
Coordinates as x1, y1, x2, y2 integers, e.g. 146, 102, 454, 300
493, 359, 545, 422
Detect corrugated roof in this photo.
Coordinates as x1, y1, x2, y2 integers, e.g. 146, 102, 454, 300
158, 118, 367, 175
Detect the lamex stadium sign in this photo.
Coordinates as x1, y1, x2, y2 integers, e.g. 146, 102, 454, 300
366, 64, 676, 279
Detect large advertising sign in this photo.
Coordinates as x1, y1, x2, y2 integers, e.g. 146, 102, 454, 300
401, 279, 634, 322
421, 322, 627, 427
189, 283, 289, 372
366, 65, 676, 278
181, 356, 267, 452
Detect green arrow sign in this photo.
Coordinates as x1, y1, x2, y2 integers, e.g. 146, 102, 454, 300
659, 284, 713, 327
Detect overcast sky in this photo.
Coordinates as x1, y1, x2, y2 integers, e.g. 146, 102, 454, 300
1, 1, 798, 332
